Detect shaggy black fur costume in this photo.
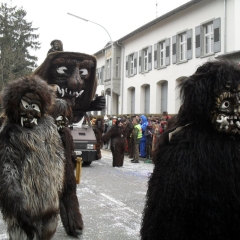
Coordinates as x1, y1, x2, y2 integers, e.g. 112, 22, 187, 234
141, 60, 240, 240
102, 121, 125, 167
50, 98, 83, 237
0, 76, 65, 240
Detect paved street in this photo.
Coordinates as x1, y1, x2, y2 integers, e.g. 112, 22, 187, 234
0, 150, 154, 240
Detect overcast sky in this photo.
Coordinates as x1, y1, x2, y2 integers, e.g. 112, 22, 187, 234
2, 0, 190, 66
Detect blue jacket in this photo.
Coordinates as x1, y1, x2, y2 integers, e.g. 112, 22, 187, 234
140, 115, 148, 141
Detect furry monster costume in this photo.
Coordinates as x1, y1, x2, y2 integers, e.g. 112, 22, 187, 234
141, 60, 240, 240
102, 120, 125, 167
0, 77, 65, 240
50, 98, 83, 237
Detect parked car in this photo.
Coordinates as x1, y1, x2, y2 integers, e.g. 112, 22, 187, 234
70, 114, 98, 166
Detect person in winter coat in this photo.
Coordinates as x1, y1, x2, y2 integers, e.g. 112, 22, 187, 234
140, 115, 148, 158
144, 122, 154, 159
102, 119, 125, 167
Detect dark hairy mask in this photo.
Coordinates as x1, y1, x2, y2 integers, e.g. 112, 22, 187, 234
55, 115, 69, 132
211, 84, 240, 135
19, 93, 42, 128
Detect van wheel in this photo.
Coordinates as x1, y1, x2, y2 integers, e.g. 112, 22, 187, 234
83, 161, 92, 166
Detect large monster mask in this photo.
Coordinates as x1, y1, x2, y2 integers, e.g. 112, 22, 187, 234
33, 52, 105, 123
211, 84, 240, 134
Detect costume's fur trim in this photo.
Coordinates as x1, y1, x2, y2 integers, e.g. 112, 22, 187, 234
1, 76, 54, 123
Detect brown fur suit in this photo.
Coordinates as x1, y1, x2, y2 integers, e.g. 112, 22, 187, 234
92, 117, 104, 159
0, 76, 65, 240
50, 98, 83, 237
102, 120, 125, 167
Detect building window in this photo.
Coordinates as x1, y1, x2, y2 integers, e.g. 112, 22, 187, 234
143, 48, 148, 72
195, 18, 221, 58
116, 57, 120, 78
204, 22, 213, 54
159, 41, 166, 67
179, 32, 187, 61
106, 59, 111, 79
130, 54, 134, 75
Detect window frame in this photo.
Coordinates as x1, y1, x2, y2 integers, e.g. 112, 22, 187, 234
179, 32, 187, 62
159, 41, 166, 67
143, 48, 148, 72
204, 22, 214, 55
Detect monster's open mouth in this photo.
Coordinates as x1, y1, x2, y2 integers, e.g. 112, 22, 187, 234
56, 86, 84, 98
57, 125, 65, 131
217, 114, 240, 130
21, 117, 38, 126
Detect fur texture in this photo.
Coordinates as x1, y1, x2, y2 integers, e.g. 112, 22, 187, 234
141, 59, 240, 240
0, 77, 65, 240
51, 98, 83, 237
102, 124, 125, 167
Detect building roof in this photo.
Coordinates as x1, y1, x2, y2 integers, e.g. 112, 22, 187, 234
93, 0, 203, 56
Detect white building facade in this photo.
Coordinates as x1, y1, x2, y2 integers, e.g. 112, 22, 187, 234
94, 0, 240, 116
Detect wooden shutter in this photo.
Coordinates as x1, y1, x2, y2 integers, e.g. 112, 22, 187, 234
148, 45, 152, 71
172, 35, 177, 64
125, 56, 128, 77
134, 52, 138, 75
195, 26, 201, 58
187, 29, 192, 60
139, 50, 142, 73
213, 18, 221, 53
154, 43, 157, 69
165, 38, 170, 66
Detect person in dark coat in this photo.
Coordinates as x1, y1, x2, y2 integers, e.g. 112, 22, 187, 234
102, 119, 125, 167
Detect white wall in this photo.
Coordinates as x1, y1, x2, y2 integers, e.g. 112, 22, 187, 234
95, 0, 239, 115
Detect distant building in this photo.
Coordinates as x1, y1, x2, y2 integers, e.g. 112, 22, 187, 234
94, 0, 240, 116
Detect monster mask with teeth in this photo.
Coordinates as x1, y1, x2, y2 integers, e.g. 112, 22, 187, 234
211, 87, 240, 134
19, 93, 42, 128
33, 51, 105, 123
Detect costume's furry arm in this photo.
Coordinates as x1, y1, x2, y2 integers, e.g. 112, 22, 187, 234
102, 127, 114, 142
0, 125, 36, 239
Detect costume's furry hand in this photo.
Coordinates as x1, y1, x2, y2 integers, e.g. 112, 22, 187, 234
88, 96, 106, 111
17, 211, 36, 240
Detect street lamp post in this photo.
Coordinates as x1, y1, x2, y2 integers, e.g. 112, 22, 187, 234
67, 13, 113, 117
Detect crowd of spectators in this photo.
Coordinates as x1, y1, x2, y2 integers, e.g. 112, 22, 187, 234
101, 112, 173, 165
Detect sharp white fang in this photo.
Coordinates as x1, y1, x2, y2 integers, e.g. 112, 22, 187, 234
34, 118, 38, 125
57, 85, 62, 94
69, 91, 72, 95
65, 88, 68, 93
62, 89, 65, 97
79, 90, 84, 95
21, 117, 24, 127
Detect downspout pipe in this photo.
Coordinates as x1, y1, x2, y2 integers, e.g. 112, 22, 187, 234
224, 0, 226, 54
116, 41, 125, 115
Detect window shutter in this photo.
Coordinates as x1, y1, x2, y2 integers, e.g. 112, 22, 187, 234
172, 35, 177, 64
165, 38, 170, 66
148, 45, 152, 71
213, 18, 221, 53
134, 52, 138, 75
154, 43, 157, 69
139, 50, 142, 73
187, 29, 192, 60
195, 26, 201, 58
125, 56, 128, 77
